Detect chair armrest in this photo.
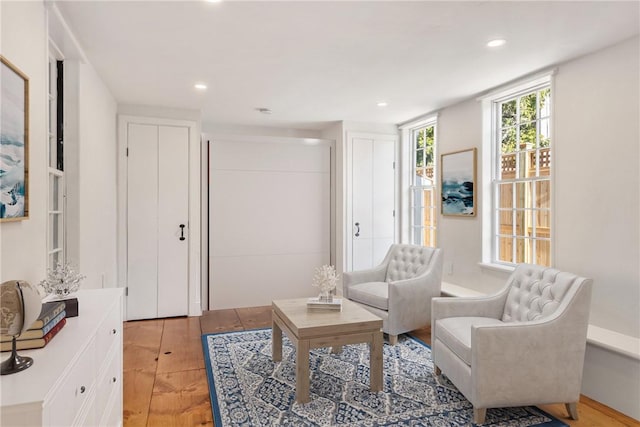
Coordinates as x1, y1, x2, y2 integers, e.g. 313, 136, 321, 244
432, 291, 508, 323
342, 264, 387, 297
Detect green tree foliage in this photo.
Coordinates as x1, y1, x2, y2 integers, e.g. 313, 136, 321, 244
500, 88, 550, 154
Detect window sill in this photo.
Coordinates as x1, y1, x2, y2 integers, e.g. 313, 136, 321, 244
478, 262, 515, 274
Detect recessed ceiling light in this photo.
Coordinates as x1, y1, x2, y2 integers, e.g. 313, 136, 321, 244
205, 0, 221, 3
377, 102, 388, 107
487, 39, 506, 48
194, 83, 207, 90
255, 107, 272, 115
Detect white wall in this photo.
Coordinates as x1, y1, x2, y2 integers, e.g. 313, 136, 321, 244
75, 62, 118, 288
430, 36, 640, 419
554, 38, 640, 338
0, 2, 49, 286
0, 3, 119, 293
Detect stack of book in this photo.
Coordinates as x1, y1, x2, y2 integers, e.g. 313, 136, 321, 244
1, 301, 67, 351
307, 297, 343, 311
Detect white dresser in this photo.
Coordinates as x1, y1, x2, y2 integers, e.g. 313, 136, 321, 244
0, 288, 124, 426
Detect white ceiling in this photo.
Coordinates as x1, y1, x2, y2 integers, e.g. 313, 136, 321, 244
56, 1, 639, 131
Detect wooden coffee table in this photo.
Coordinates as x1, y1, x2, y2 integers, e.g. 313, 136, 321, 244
271, 298, 383, 403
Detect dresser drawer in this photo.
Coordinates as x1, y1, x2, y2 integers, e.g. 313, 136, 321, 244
96, 348, 122, 420
96, 302, 122, 369
48, 337, 97, 427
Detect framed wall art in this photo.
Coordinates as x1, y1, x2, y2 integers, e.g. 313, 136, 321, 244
441, 148, 476, 216
0, 56, 29, 221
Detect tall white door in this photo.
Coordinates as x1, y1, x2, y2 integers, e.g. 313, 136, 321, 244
127, 123, 189, 320
350, 134, 396, 271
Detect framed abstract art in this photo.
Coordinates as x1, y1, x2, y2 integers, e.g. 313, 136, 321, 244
0, 56, 29, 221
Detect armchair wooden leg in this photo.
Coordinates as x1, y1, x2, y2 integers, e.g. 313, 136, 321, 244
565, 402, 579, 420
473, 407, 486, 424
388, 334, 398, 345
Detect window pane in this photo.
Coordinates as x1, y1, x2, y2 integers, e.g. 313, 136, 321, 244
415, 130, 424, 150
515, 182, 532, 209
539, 88, 551, 118
423, 227, 436, 247
416, 149, 424, 168
500, 153, 516, 179
519, 122, 536, 147
501, 100, 517, 127
50, 174, 63, 211
49, 213, 63, 250
499, 237, 513, 263
535, 180, 550, 209
515, 237, 532, 263
538, 147, 551, 177
498, 183, 513, 209
539, 118, 550, 149
498, 210, 512, 236
501, 127, 516, 154
519, 92, 537, 122
536, 239, 551, 266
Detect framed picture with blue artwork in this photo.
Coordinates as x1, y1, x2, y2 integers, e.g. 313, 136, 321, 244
0, 56, 29, 221
441, 148, 476, 216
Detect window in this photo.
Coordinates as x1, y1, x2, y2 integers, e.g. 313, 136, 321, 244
47, 55, 64, 269
410, 122, 437, 247
491, 81, 552, 266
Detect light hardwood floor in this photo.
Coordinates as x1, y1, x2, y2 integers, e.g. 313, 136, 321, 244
124, 307, 639, 427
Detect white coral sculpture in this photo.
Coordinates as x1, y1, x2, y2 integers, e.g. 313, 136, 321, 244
39, 262, 85, 299
312, 265, 339, 294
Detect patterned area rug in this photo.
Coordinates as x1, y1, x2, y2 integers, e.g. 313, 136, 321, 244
202, 329, 567, 426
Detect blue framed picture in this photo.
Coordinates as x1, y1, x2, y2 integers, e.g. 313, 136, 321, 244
441, 148, 476, 216
0, 56, 29, 221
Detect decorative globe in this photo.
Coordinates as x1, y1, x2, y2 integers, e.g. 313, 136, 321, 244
1, 280, 42, 375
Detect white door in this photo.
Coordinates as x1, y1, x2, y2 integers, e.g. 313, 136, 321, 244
350, 134, 396, 271
127, 123, 189, 320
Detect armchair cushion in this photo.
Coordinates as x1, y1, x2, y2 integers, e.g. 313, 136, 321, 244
348, 282, 388, 310
385, 245, 434, 282
436, 317, 505, 365
502, 265, 577, 322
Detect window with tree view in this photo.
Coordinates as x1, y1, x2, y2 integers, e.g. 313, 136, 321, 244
494, 86, 551, 266
411, 123, 437, 247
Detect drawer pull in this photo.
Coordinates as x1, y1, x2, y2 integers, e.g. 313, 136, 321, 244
80, 386, 86, 394
112, 329, 117, 335
112, 377, 117, 383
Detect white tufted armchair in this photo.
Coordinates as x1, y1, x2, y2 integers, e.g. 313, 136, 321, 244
432, 264, 593, 424
343, 244, 443, 345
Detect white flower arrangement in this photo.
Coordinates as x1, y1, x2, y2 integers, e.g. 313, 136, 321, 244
39, 262, 85, 299
312, 265, 339, 301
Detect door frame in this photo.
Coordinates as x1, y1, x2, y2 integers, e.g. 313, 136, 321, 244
345, 131, 399, 272
117, 115, 201, 320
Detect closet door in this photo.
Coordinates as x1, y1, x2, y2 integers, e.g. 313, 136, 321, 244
127, 124, 189, 320
157, 126, 189, 317
127, 124, 159, 320
349, 133, 396, 271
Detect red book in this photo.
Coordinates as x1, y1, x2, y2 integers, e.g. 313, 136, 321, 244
1, 318, 67, 352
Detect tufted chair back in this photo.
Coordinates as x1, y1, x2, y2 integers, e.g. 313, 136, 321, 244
501, 264, 580, 322
385, 244, 436, 282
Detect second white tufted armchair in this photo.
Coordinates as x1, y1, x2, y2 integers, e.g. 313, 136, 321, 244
432, 264, 593, 424
343, 244, 443, 344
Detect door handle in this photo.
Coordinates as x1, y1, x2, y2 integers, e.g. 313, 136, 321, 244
355, 222, 360, 237
179, 224, 186, 241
